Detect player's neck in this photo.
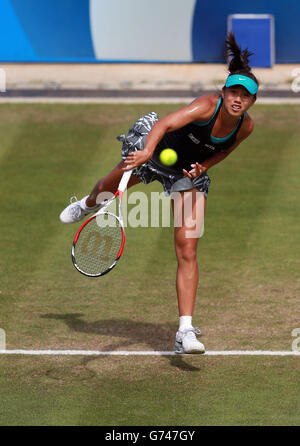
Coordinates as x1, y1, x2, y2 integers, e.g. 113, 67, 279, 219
219, 104, 240, 129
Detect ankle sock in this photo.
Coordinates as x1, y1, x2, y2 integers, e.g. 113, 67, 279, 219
80, 196, 99, 211
179, 315, 193, 331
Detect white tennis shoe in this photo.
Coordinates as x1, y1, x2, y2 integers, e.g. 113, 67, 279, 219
174, 327, 205, 354
59, 196, 101, 224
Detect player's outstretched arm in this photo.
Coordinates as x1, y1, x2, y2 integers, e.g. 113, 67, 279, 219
123, 95, 217, 171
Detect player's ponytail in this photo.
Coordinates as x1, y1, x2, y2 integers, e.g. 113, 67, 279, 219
224, 31, 259, 94
225, 32, 253, 74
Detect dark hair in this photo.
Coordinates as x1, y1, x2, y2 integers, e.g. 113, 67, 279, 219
225, 31, 259, 91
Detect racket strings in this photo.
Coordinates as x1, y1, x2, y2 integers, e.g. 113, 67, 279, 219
74, 213, 123, 276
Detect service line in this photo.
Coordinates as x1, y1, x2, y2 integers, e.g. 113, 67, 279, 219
0, 349, 299, 356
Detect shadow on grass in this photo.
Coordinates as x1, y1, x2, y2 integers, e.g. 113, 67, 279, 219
41, 313, 202, 371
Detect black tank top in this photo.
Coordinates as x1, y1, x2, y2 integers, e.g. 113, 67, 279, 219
150, 96, 244, 174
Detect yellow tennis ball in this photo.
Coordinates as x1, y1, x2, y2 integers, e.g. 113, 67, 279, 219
159, 148, 178, 166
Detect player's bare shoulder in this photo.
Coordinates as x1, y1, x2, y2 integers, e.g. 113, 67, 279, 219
188, 94, 219, 123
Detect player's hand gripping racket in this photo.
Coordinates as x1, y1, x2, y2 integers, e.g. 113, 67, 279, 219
72, 170, 132, 277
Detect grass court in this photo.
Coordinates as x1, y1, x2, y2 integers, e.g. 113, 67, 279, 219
0, 102, 299, 426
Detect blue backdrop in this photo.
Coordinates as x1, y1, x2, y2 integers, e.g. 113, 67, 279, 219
192, 0, 300, 63
0, 0, 299, 63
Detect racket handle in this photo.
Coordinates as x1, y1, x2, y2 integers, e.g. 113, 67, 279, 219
118, 169, 133, 192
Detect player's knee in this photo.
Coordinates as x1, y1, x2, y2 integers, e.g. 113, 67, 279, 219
176, 244, 197, 264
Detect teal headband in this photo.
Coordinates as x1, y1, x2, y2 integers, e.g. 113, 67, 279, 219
225, 74, 258, 95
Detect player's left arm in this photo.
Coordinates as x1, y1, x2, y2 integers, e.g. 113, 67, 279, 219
183, 114, 254, 178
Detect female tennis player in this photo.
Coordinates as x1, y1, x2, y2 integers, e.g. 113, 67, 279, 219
60, 33, 259, 354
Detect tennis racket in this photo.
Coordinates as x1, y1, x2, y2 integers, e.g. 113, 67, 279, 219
72, 169, 133, 277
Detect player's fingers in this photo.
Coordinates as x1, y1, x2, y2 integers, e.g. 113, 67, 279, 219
124, 157, 134, 164
122, 163, 136, 172
195, 162, 205, 175
183, 169, 192, 178
122, 164, 134, 171
125, 154, 134, 160
188, 166, 199, 177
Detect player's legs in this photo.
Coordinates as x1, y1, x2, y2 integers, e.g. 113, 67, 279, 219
172, 189, 206, 353
86, 161, 141, 207
175, 228, 199, 316
60, 161, 141, 224
173, 189, 206, 315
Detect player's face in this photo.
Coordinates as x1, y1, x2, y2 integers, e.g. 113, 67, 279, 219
222, 86, 256, 117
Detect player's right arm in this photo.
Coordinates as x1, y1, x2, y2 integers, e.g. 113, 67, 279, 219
123, 95, 218, 170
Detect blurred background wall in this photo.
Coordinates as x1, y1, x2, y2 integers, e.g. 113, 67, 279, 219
0, 0, 299, 63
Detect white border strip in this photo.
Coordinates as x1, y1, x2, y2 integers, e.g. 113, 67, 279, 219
0, 349, 299, 356
228, 14, 275, 20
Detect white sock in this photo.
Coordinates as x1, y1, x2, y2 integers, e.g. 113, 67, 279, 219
179, 315, 193, 331
80, 196, 99, 211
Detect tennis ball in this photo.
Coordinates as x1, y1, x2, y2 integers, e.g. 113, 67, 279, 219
159, 148, 178, 166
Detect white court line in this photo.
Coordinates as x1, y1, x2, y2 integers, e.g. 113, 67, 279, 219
0, 349, 299, 356
0, 97, 300, 104
0, 97, 198, 104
